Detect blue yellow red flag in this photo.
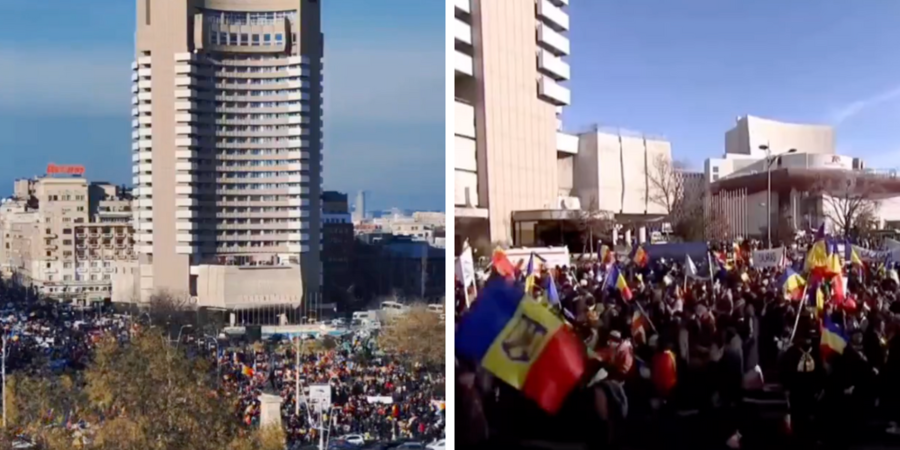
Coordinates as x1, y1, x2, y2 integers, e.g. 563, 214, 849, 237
456, 279, 587, 413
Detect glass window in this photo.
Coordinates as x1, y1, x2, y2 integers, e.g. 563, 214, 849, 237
241, 34, 249, 45
275, 33, 283, 42
264, 34, 272, 42
230, 33, 238, 44
252, 34, 261, 46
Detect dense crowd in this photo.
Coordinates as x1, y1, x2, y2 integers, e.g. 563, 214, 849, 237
456, 233, 900, 449
210, 334, 446, 446
0, 283, 445, 447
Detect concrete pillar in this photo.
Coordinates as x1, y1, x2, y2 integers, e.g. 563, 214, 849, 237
259, 393, 283, 428
625, 230, 632, 247
638, 227, 647, 244
612, 227, 619, 246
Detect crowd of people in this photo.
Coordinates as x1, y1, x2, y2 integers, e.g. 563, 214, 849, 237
456, 232, 900, 449
208, 333, 446, 446
0, 282, 445, 448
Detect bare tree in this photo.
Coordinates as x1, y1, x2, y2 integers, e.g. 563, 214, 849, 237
573, 197, 614, 255
147, 289, 196, 329
703, 193, 732, 242
645, 153, 689, 215
812, 173, 881, 237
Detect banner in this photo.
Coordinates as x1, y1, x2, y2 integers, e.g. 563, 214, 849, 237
367, 396, 393, 404
751, 247, 785, 268
457, 240, 477, 306
853, 245, 890, 262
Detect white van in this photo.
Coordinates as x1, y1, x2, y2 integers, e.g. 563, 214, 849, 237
380, 301, 409, 314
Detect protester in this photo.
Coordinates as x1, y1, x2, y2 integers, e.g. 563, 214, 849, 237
212, 334, 446, 446
456, 229, 900, 448
0, 281, 445, 447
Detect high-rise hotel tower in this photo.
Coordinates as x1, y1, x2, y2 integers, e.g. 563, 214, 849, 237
131, 0, 322, 307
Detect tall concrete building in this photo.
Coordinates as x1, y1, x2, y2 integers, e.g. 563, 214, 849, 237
131, 0, 323, 307
454, 0, 577, 249
353, 190, 366, 223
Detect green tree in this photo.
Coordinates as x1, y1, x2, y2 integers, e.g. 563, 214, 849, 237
0, 329, 284, 450
378, 305, 444, 365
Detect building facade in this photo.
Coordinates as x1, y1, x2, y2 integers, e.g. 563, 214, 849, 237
454, 0, 577, 250
321, 191, 353, 307
573, 128, 674, 217
131, 0, 323, 305
707, 115, 836, 183
0, 175, 136, 302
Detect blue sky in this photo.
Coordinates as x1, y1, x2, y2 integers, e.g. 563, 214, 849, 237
566, 0, 900, 170
0, 0, 444, 211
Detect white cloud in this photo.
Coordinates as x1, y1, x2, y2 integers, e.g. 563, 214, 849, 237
0, 46, 131, 116
830, 85, 900, 125
323, 41, 444, 125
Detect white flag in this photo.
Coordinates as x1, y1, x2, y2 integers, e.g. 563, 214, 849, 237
685, 254, 698, 278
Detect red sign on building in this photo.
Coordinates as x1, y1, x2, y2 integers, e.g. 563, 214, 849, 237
46, 164, 85, 176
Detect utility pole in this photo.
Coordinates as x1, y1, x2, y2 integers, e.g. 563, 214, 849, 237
3, 333, 8, 429
295, 337, 300, 417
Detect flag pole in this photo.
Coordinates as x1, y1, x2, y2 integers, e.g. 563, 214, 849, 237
789, 283, 809, 343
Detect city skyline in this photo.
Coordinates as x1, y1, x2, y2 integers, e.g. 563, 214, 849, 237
565, 0, 900, 170
0, 0, 445, 212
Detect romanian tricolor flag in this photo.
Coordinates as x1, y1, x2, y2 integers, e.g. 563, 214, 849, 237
845, 242, 864, 267
820, 316, 847, 360
599, 245, 615, 266
455, 279, 587, 413
492, 248, 516, 279
524, 253, 536, 294
241, 364, 254, 378
779, 268, 806, 300
804, 224, 833, 276
807, 279, 825, 312
832, 272, 847, 302
733, 242, 743, 264
604, 265, 633, 301
631, 309, 651, 345
631, 245, 649, 268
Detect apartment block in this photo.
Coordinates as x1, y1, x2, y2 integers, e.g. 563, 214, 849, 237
131, 0, 323, 308
454, 0, 577, 249
0, 176, 136, 302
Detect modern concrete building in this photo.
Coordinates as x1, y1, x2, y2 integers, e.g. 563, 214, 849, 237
707, 115, 836, 183
573, 128, 674, 218
704, 116, 900, 239
454, 0, 578, 250
0, 174, 136, 302
130, 0, 323, 308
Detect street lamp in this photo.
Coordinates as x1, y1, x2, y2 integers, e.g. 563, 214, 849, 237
204, 334, 221, 386
758, 144, 797, 248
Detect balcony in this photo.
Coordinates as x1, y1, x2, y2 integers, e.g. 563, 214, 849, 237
537, 23, 571, 56
556, 132, 578, 155
537, 0, 569, 32
454, 19, 472, 46
538, 76, 571, 106
455, 51, 474, 77
538, 49, 570, 81
455, 0, 470, 14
